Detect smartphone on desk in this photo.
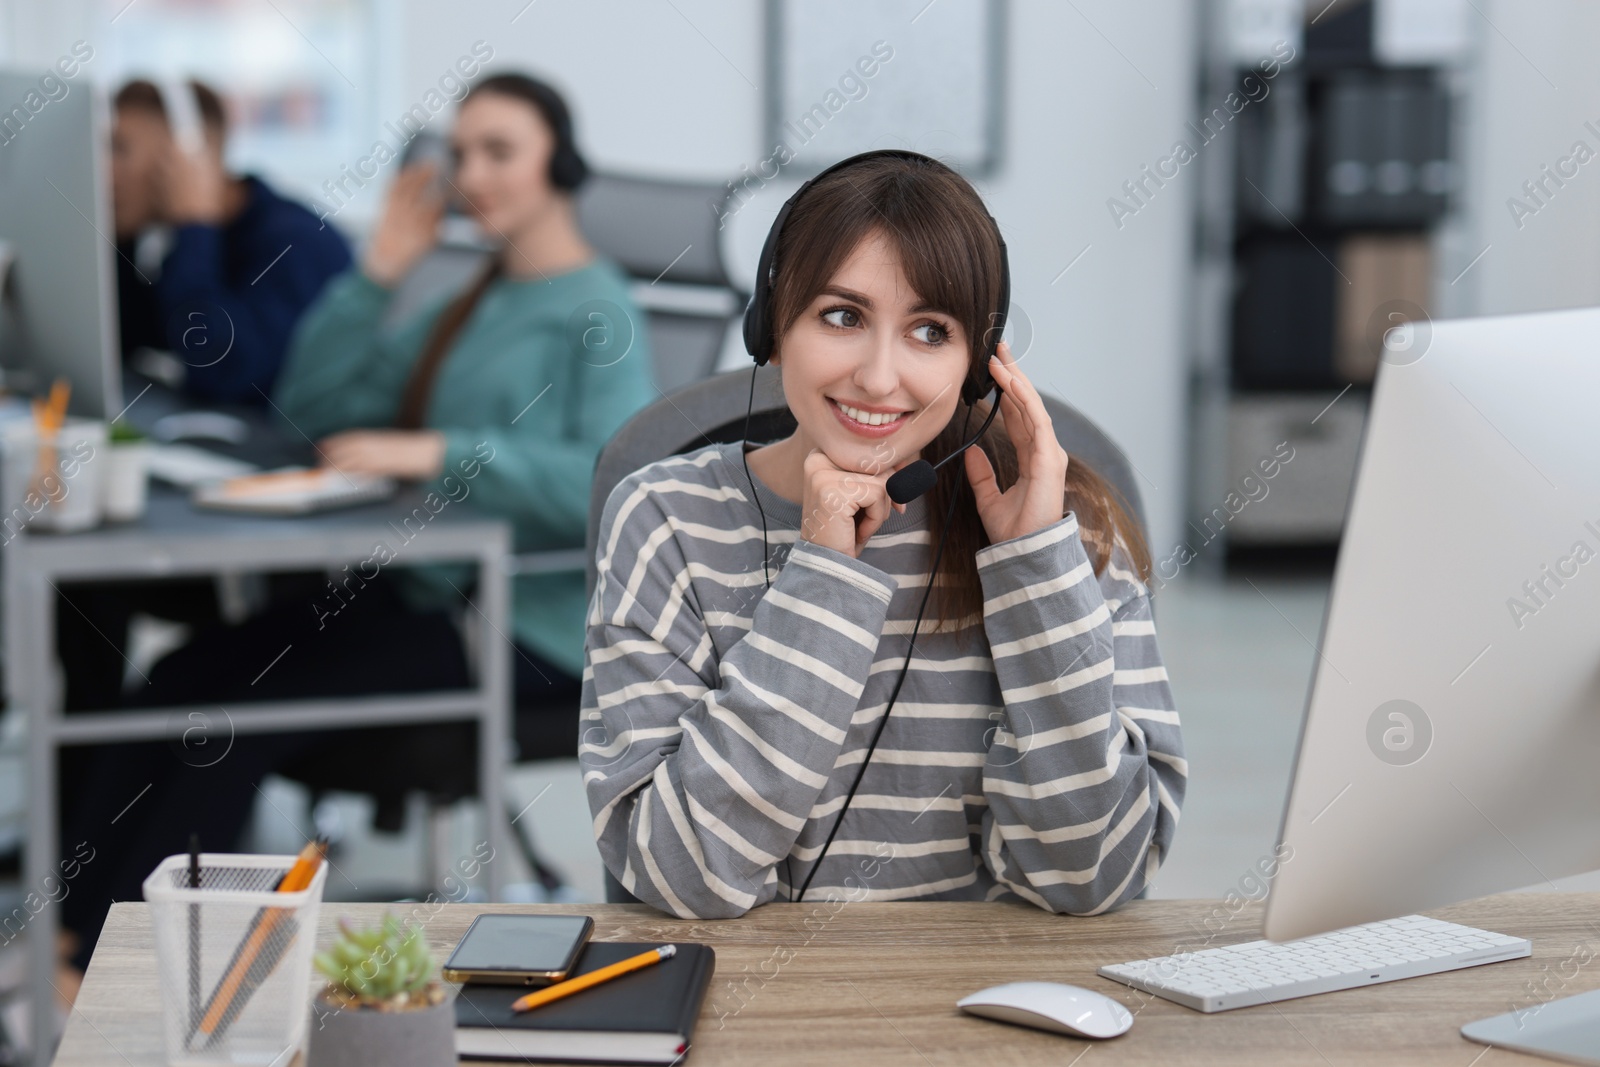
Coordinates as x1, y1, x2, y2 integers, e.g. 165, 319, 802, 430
442, 914, 594, 986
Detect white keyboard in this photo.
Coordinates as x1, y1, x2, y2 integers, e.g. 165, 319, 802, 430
147, 443, 258, 488
1098, 915, 1529, 1013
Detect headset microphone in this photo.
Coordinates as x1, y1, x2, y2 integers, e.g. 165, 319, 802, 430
885, 395, 1003, 504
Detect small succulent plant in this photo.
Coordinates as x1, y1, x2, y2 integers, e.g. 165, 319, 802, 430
314, 914, 443, 1011
108, 419, 147, 444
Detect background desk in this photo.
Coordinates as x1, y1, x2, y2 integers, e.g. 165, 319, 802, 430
6, 485, 511, 1064
54, 893, 1596, 1065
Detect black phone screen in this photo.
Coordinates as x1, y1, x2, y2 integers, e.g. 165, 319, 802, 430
445, 914, 591, 972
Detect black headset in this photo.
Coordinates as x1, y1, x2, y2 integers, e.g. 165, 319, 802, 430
736, 149, 1011, 902
476, 73, 588, 190
407, 74, 589, 192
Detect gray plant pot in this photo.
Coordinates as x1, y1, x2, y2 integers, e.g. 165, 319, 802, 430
307, 994, 455, 1067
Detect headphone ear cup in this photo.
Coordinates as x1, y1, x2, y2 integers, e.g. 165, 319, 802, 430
963, 362, 995, 407
745, 198, 794, 366
549, 145, 587, 190
742, 293, 769, 366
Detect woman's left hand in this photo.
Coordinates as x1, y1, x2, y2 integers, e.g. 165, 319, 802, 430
318, 430, 446, 480
964, 342, 1069, 547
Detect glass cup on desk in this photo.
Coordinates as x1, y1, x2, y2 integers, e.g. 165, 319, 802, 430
0, 416, 107, 533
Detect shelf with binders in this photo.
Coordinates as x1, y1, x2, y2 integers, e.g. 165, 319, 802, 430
1208, 16, 1457, 554
1230, 63, 1450, 397
1185, 0, 1478, 561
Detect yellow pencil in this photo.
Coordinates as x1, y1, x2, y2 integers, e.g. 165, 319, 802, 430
194, 838, 327, 1043
511, 945, 676, 1013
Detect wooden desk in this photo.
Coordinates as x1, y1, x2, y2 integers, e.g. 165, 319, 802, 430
55, 894, 1594, 1065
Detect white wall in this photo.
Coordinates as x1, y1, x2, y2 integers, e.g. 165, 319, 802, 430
395, 0, 1197, 554
1458, 0, 1600, 315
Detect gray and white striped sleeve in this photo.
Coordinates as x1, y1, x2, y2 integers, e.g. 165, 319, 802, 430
580, 472, 897, 918
975, 512, 1186, 915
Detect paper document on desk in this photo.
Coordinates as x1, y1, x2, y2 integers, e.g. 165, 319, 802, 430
192, 467, 395, 515
147, 443, 258, 488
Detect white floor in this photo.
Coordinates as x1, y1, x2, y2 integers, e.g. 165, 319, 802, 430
1141, 573, 1325, 899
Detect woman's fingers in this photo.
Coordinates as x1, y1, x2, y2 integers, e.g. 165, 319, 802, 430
389, 163, 443, 221
319, 432, 375, 471
991, 357, 1034, 476
992, 348, 1038, 438
965, 440, 1001, 511
991, 347, 1062, 474
397, 160, 436, 194
854, 491, 889, 549
802, 448, 908, 556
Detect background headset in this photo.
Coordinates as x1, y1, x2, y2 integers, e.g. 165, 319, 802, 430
737, 148, 1010, 902
399, 74, 589, 201
156, 79, 207, 158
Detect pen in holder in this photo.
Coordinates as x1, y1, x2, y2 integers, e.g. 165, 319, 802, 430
144, 852, 328, 1066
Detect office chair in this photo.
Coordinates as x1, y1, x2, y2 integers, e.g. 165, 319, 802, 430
584, 365, 1151, 904
574, 172, 744, 395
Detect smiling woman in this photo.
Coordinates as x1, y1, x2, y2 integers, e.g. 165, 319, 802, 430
582, 151, 1184, 920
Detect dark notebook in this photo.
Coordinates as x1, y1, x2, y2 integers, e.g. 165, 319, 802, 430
455, 942, 716, 1064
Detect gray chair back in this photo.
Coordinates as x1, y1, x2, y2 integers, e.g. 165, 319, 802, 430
381, 171, 743, 394
576, 172, 744, 394
574, 172, 733, 287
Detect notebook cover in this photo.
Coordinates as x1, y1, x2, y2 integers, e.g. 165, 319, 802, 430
455, 941, 716, 1040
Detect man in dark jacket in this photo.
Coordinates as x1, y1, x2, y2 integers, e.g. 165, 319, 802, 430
112, 78, 351, 402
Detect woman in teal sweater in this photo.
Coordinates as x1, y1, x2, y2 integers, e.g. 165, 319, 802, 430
276, 72, 655, 696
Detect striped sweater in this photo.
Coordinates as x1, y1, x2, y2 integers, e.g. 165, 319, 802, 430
580, 439, 1186, 917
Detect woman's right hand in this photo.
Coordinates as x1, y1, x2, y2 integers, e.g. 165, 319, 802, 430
362, 162, 445, 288
798, 448, 908, 559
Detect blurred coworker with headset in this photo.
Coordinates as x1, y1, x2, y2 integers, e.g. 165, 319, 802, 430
154, 70, 654, 750
269, 70, 655, 713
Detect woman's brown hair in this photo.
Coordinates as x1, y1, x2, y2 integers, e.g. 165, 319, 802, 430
768, 154, 1153, 632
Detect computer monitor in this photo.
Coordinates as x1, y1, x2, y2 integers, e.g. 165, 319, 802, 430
0, 68, 121, 418
1264, 304, 1600, 943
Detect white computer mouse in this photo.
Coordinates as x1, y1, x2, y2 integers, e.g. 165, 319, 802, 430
957, 981, 1134, 1039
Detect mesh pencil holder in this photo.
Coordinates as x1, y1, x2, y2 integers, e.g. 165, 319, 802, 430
144, 853, 328, 1066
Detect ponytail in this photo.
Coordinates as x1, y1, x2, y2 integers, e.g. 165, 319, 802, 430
394, 259, 503, 429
